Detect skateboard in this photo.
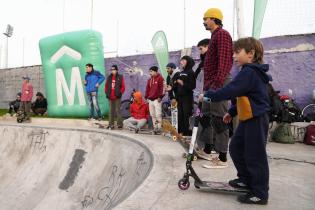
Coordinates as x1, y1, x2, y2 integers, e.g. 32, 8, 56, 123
16, 110, 26, 123
162, 119, 183, 141
171, 101, 178, 132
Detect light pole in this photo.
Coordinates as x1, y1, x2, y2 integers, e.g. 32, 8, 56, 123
3, 24, 13, 68
90, 0, 94, 29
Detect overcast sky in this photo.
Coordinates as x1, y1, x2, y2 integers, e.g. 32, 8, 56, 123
0, 0, 314, 68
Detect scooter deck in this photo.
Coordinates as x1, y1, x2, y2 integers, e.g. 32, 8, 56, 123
194, 181, 249, 194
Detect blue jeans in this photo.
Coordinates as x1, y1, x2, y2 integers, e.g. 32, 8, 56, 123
87, 92, 102, 119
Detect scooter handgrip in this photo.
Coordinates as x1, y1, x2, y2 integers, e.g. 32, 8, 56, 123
204, 97, 211, 102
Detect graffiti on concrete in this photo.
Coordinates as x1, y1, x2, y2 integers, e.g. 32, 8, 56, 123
28, 130, 49, 152
135, 152, 147, 176
97, 164, 126, 209
81, 195, 93, 208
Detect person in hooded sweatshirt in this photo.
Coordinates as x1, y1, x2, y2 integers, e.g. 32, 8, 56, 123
105, 64, 126, 129
200, 37, 270, 205
123, 91, 149, 133
177, 56, 196, 136
145, 66, 165, 133
165, 62, 180, 103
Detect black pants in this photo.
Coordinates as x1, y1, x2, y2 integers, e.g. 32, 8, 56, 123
177, 95, 193, 136
229, 113, 269, 199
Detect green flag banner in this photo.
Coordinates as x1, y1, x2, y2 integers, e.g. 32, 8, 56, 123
39, 30, 108, 117
151, 31, 169, 79
252, 0, 268, 39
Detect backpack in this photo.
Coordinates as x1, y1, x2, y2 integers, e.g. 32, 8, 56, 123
267, 83, 283, 122
304, 124, 315, 145
272, 123, 294, 144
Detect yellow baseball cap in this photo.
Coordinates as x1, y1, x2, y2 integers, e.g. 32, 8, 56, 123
204, 8, 223, 21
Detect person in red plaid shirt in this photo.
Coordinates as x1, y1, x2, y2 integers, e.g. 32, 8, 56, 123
197, 8, 233, 169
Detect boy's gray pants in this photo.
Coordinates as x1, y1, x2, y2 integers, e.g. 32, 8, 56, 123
123, 117, 147, 130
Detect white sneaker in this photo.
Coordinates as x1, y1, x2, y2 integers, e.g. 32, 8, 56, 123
202, 157, 228, 169
195, 149, 212, 161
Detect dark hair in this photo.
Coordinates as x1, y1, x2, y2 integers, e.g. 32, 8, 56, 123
149, 66, 159, 72
36, 92, 44, 97
211, 18, 223, 27
86, 63, 93, 68
111, 64, 118, 70
197, 39, 210, 47
234, 37, 264, 64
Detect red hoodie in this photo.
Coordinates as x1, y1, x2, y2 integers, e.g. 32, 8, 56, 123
145, 73, 164, 100
21, 82, 33, 102
130, 92, 149, 120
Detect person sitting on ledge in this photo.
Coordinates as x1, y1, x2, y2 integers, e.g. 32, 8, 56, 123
31, 92, 48, 116
8, 92, 21, 116
123, 91, 149, 133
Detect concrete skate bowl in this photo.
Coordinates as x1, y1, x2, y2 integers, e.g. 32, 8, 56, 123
0, 124, 153, 210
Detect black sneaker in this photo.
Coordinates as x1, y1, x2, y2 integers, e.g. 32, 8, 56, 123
229, 178, 248, 189
237, 193, 268, 205
135, 128, 139, 134
117, 126, 123, 129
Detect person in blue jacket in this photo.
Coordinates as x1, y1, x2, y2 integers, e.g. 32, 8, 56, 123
84, 63, 105, 120
200, 37, 270, 205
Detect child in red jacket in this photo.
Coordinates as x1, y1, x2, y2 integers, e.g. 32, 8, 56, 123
123, 91, 149, 133
145, 66, 165, 133
20, 76, 33, 122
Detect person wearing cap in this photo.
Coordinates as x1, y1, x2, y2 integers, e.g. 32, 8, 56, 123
123, 91, 149, 133
177, 56, 196, 136
145, 66, 165, 133
165, 62, 180, 103
8, 92, 21, 115
31, 92, 48, 115
200, 8, 233, 169
20, 76, 33, 122
84, 63, 105, 121
105, 64, 125, 129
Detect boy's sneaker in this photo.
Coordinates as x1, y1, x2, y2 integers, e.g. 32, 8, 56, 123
237, 193, 268, 205
195, 149, 212, 161
135, 128, 140, 134
202, 157, 228, 169
228, 178, 248, 189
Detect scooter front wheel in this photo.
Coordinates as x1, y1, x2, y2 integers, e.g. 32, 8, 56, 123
178, 178, 190, 190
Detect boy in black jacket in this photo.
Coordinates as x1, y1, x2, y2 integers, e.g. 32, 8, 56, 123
177, 56, 196, 136
200, 37, 270, 205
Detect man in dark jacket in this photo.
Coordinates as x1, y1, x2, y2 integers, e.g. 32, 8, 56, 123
84, 63, 105, 120
31, 92, 48, 115
145, 66, 165, 133
8, 92, 21, 115
105, 64, 125, 129
177, 56, 196, 136
165, 62, 180, 102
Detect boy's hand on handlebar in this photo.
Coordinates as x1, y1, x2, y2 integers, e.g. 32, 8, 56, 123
223, 113, 232, 124
198, 94, 204, 102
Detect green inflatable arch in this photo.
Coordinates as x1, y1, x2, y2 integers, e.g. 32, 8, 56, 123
39, 30, 108, 117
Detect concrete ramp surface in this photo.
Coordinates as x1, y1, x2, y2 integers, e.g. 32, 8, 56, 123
0, 125, 153, 210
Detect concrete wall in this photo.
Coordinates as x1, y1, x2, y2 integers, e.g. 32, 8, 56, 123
0, 65, 45, 108
0, 33, 314, 110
